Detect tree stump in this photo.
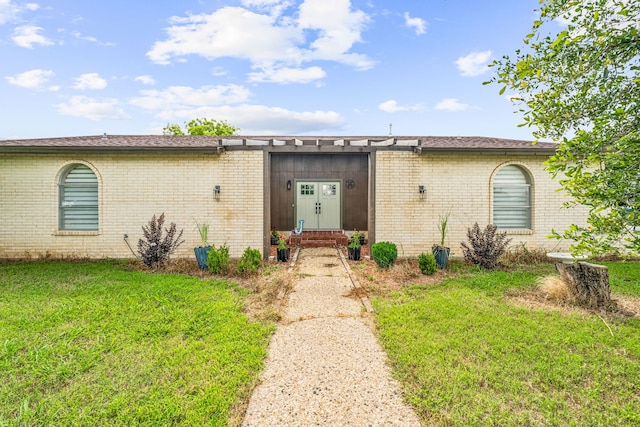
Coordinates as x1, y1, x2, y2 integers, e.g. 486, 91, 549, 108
555, 262, 611, 309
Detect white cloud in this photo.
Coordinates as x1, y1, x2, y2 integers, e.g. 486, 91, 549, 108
379, 100, 403, 112
404, 12, 426, 35
241, 0, 293, 17
129, 81, 343, 134
247, 66, 326, 84
56, 96, 131, 121
298, 0, 372, 69
134, 75, 156, 85
70, 31, 97, 43
130, 84, 252, 111
147, 7, 302, 66
0, 0, 39, 24
5, 68, 54, 89
0, 0, 19, 24
434, 98, 469, 112
147, 0, 373, 80
160, 104, 345, 134
378, 99, 422, 113
241, 0, 283, 7
69, 30, 115, 46
72, 73, 107, 90
12, 25, 53, 48
211, 67, 227, 77
454, 50, 492, 77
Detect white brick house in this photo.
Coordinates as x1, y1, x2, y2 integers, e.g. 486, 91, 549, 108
0, 135, 586, 259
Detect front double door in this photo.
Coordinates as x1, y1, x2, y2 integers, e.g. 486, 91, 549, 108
295, 180, 341, 230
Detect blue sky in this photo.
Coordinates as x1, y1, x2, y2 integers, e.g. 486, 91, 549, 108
1, 0, 553, 140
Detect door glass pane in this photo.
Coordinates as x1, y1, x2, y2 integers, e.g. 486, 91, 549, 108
300, 184, 314, 195
323, 184, 336, 196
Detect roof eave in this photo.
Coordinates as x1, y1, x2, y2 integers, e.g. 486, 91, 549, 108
0, 146, 226, 154
413, 147, 556, 156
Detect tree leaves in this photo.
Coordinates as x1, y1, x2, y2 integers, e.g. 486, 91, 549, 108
163, 118, 239, 136
492, 0, 640, 255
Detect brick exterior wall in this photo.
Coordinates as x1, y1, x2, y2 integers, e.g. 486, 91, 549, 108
0, 148, 588, 260
374, 151, 588, 257
0, 151, 264, 259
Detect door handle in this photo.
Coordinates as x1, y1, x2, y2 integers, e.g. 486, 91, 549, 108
318, 202, 321, 215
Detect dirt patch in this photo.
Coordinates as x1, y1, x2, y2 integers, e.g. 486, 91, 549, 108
241, 268, 294, 322
144, 255, 640, 323
345, 285, 369, 300
347, 257, 457, 296
508, 287, 640, 320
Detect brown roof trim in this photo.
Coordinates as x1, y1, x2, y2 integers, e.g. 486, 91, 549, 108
0, 134, 557, 154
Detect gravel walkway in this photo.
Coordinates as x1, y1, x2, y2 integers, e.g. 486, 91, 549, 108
242, 247, 422, 426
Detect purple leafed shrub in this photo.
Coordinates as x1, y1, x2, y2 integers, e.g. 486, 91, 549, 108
137, 213, 184, 268
460, 223, 512, 270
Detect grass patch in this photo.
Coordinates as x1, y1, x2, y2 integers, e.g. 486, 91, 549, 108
371, 262, 640, 426
0, 260, 274, 426
605, 262, 640, 296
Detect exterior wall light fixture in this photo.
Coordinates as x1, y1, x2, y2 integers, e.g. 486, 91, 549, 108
419, 185, 426, 199
214, 185, 221, 200
287, 180, 292, 190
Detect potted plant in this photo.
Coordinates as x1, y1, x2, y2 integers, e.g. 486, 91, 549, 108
194, 220, 211, 270
270, 229, 280, 245
276, 233, 290, 262
348, 230, 362, 260
432, 212, 451, 269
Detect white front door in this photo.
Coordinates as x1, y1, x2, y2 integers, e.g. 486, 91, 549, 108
295, 181, 341, 229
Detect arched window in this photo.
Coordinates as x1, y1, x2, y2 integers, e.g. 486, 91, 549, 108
59, 164, 99, 230
493, 165, 531, 229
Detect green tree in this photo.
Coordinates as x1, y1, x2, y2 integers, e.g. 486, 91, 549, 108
163, 118, 239, 136
489, 0, 640, 255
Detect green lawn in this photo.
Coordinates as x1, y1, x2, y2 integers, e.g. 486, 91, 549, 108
3, 259, 638, 426
373, 262, 640, 426
0, 261, 274, 426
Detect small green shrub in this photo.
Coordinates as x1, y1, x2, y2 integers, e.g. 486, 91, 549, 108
371, 241, 397, 269
418, 252, 437, 275
207, 243, 230, 274
237, 247, 262, 275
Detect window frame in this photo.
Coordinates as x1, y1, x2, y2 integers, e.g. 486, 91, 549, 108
58, 163, 100, 232
492, 164, 533, 231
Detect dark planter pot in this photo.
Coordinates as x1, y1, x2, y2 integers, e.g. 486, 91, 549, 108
194, 246, 211, 270
277, 248, 290, 262
432, 245, 450, 269
270, 235, 279, 245
348, 246, 361, 261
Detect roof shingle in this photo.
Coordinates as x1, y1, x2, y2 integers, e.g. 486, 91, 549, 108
0, 134, 557, 152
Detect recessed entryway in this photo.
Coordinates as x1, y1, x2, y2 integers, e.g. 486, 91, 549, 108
269, 153, 369, 231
